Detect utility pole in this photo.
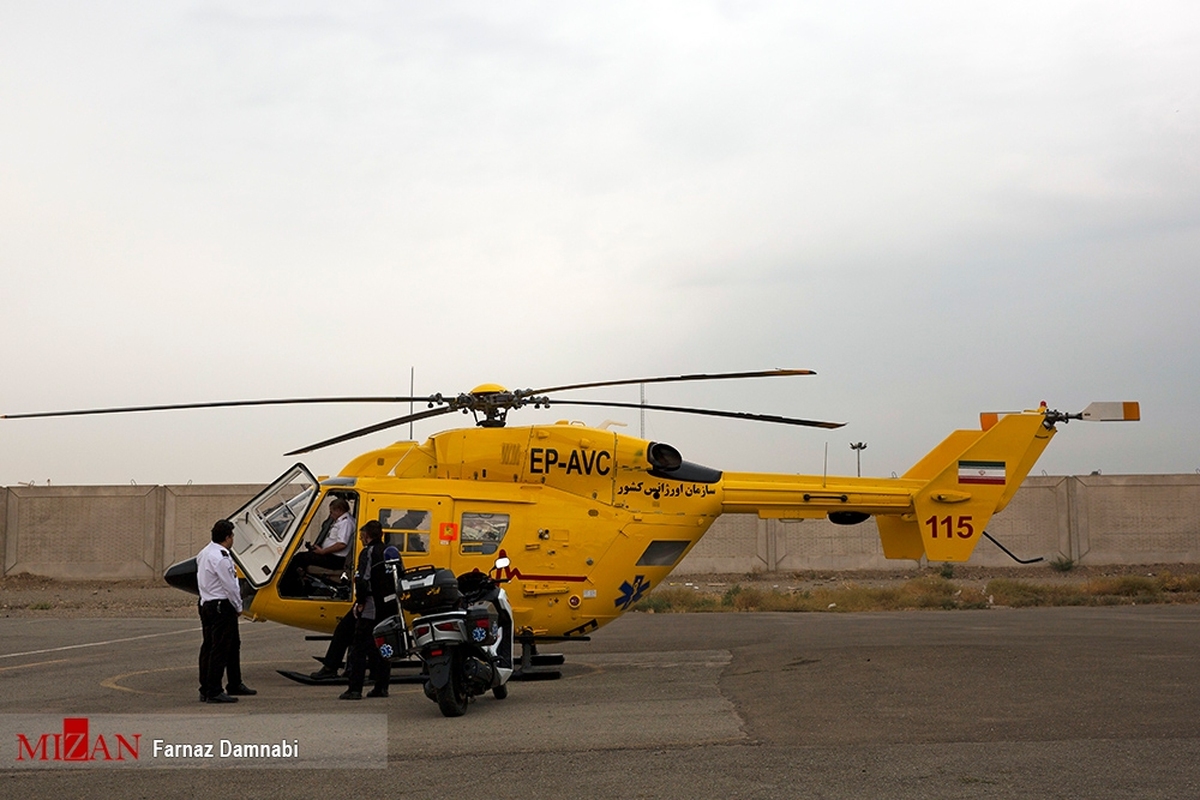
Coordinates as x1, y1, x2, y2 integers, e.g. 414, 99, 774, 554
850, 442, 867, 477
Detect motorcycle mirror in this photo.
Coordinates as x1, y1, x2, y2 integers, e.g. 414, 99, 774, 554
493, 556, 511, 571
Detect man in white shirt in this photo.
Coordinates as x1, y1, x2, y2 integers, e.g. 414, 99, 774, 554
197, 519, 255, 703
291, 498, 355, 575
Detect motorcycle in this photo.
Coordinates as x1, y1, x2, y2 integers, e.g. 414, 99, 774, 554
374, 556, 514, 717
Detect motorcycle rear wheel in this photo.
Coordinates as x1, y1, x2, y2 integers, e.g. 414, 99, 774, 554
436, 671, 468, 717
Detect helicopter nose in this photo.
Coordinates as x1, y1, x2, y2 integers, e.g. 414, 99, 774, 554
164, 557, 199, 595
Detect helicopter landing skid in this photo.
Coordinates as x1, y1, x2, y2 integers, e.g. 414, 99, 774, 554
277, 670, 348, 686
279, 654, 426, 686
278, 662, 426, 686
510, 665, 563, 681
509, 636, 589, 681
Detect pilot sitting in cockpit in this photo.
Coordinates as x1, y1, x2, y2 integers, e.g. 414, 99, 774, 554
287, 498, 354, 586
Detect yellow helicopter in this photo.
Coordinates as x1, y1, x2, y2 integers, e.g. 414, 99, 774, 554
3, 370, 1138, 676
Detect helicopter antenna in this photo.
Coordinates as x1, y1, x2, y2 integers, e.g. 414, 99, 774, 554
823, 442, 829, 488
640, 383, 646, 438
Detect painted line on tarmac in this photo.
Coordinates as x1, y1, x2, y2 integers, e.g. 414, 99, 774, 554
0, 626, 201, 660
101, 660, 432, 696
101, 660, 283, 695
0, 658, 69, 673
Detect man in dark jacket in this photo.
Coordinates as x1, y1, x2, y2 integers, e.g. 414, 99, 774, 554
339, 520, 398, 699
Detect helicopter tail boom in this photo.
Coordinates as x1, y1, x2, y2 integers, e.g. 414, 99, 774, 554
721, 407, 1064, 563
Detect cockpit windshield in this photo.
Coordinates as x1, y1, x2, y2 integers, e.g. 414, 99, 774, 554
228, 465, 319, 588
259, 486, 316, 541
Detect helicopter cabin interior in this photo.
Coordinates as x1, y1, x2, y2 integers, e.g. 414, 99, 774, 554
272, 482, 510, 602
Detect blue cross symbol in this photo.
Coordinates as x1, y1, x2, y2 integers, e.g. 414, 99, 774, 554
615, 575, 650, 610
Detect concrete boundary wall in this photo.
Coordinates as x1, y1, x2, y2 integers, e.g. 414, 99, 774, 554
1, 475, 1198, 579
3, 484, 263, 579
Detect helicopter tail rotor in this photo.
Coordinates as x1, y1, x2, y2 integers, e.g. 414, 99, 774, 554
872, 401, 1140, 563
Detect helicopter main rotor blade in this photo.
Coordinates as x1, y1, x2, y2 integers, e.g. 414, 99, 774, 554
284, 405, 457, 456
1, 397, 430, 420
545, 399, 845, 429
529, 368, 816, 396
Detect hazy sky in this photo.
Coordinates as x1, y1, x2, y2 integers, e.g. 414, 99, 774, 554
2, 1, 1198, 486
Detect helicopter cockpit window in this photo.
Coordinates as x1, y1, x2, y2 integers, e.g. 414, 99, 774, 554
252, 485, 315, 545
378, 508, 431, 554
227, 464, 319, 591
276, 490, 359, 600
459, 512, 509, 556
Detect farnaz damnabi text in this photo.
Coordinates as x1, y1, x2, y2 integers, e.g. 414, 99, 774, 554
152, 739, 299, 759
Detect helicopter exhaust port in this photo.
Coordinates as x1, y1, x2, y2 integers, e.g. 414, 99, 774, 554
646, 442, 724, 484
647, 442, 683, 472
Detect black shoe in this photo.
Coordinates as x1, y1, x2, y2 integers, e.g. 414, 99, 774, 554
366, 688, 388, 698
227, 683, 257, 696
338, 690, 362, 700
198, 692, 208, 703
207, 692, 239, 704
310, 666, 340, 680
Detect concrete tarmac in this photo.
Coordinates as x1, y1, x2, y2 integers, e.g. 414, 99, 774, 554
2, 607, 1199, 798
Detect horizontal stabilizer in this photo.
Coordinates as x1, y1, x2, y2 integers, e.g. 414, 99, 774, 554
1080, 402, 1140, 422
880, 409, 1058, 563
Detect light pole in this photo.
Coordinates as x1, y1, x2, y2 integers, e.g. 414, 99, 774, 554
850, 442, 867, 477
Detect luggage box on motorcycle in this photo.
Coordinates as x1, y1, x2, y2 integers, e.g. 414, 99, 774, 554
464, 604, 498, 647
399, 565, 461, 613
372, 615, 410, 659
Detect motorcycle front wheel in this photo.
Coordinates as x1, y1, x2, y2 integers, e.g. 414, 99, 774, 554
492, 683, 508, 700
436, 669, 468, 717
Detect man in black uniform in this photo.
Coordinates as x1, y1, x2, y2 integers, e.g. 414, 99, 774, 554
339, 520, 399, 699
310, 606, 356, 680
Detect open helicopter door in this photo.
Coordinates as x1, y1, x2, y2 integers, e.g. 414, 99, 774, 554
227, 464, 320, 589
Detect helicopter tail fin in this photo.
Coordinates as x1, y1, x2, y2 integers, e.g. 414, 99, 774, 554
876, 409, 1056, 562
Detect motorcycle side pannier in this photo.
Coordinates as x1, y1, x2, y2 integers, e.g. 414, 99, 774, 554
399, 565, 462, 613
372, 615, 409, 657
464, 604, 498, 646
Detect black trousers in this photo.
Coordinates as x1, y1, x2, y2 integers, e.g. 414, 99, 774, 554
320, 611, 357, 670
345, 613, 389, 694
198, 599, 242, 697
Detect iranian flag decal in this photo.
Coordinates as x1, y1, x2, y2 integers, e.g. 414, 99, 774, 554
958, 460, 1005, 485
